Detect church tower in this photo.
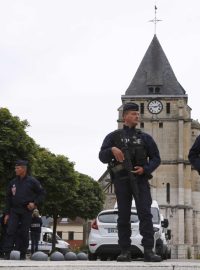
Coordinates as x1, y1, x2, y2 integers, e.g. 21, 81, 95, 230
99, 34, 200, 259
120, 33, 200, 259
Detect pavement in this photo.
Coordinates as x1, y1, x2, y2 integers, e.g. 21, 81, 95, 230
0, 260, 200, 270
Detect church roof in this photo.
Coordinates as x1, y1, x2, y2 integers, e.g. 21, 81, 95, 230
125, 35, 186, 96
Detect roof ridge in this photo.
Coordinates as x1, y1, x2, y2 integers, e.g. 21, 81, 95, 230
125, 35, 186, 96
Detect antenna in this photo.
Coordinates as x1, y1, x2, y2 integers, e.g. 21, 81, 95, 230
149, 4, 162, 35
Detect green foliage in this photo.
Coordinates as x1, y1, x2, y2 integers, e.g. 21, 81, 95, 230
73, 173, 105, 220
0, 107, 105, 249
31, 148, 79, 251
32, 148, 78, 218
0, 108, 37, 210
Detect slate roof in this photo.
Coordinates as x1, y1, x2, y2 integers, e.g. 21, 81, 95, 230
125, 35, 186, 96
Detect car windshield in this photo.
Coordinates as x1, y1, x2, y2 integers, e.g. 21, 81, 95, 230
43, 232, 61, 242
98, 211, 139, 223
151, 207, 160, 224
131, 207, 160, 224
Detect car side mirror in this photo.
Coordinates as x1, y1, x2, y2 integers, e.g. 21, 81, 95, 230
161, 218, 169, 228
166, 229, 171, 240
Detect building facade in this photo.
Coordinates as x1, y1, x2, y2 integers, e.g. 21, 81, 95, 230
99, 35, 200, 259
45, 217, 84, 250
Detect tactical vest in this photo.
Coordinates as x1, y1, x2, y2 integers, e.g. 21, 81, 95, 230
111, 128, 148, 168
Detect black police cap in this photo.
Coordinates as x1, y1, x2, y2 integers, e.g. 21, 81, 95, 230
15, 160, 28, 166
123, 103, 139, 113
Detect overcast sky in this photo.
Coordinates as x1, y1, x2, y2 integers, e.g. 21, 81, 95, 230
1, 0, 200, 180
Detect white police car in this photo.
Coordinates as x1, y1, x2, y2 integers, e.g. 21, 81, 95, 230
88, 200, 169, 260
28, 227, 70, 255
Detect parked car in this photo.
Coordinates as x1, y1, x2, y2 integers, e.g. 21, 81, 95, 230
88, 200, 170, 260
129, 200, 171, 259
28, 227, 70, 254
158, 214, 171, 259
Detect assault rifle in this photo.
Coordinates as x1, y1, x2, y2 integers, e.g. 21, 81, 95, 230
122, 139, 139, 203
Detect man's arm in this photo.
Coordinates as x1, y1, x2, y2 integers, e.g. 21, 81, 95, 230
188, 135, 200, 172
4, 181, 13, 224
4, 182, 12, 215
31, 178, 45, 206
142, 134, 161, 175
99, 132, 116, 163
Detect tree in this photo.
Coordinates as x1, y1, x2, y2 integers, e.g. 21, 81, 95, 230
0, 107, 105, 250
32, 148, 78, 251
74, 173, 104, 220
0, 108, 37, 211
73, 173, 105, 246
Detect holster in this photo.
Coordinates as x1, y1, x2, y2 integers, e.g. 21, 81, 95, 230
109, 164, 124, 174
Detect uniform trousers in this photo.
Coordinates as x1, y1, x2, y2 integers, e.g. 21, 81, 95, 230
30, 232, 40, 254
113, 174, 154, 250
4, 208, 32, 254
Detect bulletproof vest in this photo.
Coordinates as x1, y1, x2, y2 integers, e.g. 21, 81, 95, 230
112, 128, 147, 166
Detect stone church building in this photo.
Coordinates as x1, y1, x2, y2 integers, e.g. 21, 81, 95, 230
99, 34, 200, 259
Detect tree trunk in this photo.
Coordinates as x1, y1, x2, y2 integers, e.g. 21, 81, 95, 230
52, 214, 58, 252
82, 219, 89, 247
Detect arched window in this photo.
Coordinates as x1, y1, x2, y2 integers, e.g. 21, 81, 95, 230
166, 103, 170, 114
166, 183, 170, 203
140, 103, 144, 114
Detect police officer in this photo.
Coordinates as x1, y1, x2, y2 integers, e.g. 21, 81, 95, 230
0, 213, 7, 258
188, 135, 200, 173
30, 209, 42, 254
99, 103, 161, 262
3, 160, 45, 260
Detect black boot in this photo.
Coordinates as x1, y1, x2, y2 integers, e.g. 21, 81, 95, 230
20, 252, 26, 260
144, 248, 162, 262
117, 249, 131, 262
4, 252, 10, 260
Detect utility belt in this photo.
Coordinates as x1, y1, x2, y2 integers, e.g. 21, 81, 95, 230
108, 162, 153, 179
109, 163, 125, 174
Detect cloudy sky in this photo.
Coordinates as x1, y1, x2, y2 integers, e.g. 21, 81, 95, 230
1, 0, 200, 180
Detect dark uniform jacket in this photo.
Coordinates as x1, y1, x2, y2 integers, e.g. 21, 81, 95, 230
30, 216, 42, 233
99, 126, 161, 176
5, 175, 45, 214
188, 135, 200, 173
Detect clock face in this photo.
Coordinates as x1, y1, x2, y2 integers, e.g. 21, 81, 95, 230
148, 100, 163, 114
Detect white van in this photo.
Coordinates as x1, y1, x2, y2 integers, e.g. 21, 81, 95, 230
115, 199, 170, 259
28, 227, 70, 254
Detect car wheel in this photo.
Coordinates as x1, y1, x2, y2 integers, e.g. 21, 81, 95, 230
55, 248, 68, 255
167, 248, 171, 259
156, 240, 168, 260
162, 248, 168, 260
100, 255, 108, 261
88, 251, 97, 261
110, 255, 117, 261
156, 239, 164, 258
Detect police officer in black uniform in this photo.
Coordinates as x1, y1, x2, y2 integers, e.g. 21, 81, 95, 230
3, 160, 45, 260
188, 135, 200, 173
0, 213, 7, 258
30, 209, 42, 254
99, 103, 161, 262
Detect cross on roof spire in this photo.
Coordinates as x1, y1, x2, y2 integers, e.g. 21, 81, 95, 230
149, 5, 162, 35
